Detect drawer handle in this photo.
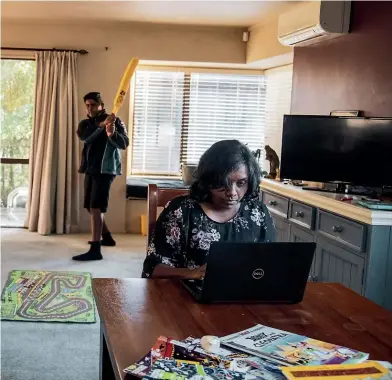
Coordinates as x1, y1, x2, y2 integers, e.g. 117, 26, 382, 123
332, 225, 344, 233
269, 200, 277, 206
295, 211, 304, 218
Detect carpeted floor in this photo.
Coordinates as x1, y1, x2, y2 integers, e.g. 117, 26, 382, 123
1, 228, 146, 380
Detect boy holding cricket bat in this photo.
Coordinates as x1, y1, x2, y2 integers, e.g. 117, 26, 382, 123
73, 92, 129, 261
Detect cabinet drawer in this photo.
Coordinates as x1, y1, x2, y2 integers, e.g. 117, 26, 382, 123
263, 192, 289, 218
289, 201, 315, 229
317, 211, 366, 252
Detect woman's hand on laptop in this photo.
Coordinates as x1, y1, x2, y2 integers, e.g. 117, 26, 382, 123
188, 264, 207, 280
150, 264, 206, 280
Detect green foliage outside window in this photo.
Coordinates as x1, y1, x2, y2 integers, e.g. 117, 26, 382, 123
1, 59, 35, 207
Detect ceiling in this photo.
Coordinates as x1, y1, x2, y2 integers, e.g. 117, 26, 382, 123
1, 1, 292, 27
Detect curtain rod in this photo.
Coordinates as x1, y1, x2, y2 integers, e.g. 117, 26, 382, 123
1, 47, 88, 55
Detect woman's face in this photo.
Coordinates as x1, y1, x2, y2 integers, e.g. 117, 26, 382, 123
209, 164, 249, 209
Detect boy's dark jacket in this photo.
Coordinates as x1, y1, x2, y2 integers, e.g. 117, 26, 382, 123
77, 110, 129, 175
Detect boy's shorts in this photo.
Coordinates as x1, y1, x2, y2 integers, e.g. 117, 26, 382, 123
84, 174, 115, 213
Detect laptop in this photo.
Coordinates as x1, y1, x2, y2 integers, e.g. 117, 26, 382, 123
181, 242, 316, 304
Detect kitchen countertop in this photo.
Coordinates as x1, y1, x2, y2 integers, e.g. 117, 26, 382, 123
260, 179, 392, 226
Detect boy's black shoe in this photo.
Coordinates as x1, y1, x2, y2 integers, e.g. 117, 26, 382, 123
73, 242, 103, 261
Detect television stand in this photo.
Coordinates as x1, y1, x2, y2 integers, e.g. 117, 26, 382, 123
302, 183, 376, 196
303, 182, 348, 194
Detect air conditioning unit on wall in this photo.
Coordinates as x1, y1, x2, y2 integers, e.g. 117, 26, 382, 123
278, 1, 351, 47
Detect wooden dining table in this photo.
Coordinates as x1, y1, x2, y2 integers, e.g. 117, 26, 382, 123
92, 279, 392, 380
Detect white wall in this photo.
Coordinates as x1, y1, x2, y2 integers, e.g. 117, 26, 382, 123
247, 16, 292, 65
263, 65, 293, 172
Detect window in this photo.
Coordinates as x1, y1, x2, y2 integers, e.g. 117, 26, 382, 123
1, 58, 36, 227
130, 66, 293, 177
131, 71, 185, 175
182, 73, 265, 166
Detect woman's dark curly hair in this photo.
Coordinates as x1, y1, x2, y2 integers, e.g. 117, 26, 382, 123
190, 140, 261, 202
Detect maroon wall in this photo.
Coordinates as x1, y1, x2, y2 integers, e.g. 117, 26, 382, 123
291, 1, 392, 117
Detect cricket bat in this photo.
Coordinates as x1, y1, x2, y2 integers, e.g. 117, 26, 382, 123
112, 57, 139, 115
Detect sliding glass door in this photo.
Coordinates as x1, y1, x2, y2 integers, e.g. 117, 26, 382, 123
1, 59, 36, 227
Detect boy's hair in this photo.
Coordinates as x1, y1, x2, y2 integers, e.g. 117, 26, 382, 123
83, 92, 104, 105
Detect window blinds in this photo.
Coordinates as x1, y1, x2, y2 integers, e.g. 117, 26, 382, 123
181, 73, 266, 166
131, 70, 185, 175
130, 66, 292, 176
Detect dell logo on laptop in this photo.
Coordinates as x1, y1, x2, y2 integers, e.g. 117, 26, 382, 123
252, 269, 264, 279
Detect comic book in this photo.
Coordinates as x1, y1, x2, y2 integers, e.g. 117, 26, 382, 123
124, 335, 285, 379
124, 336, 195, 377
280, 361, 392, 380
374, 362, 392, 372
220, 325, 369, 367
143, 358, 289, 380
243, 356, 286, 380
183, 336, 285, 379
125, 350, 152, 378
124, 335, 249, 377
182, 336, 251, 370
247, 368, 286, 380
143, 358, 247, 380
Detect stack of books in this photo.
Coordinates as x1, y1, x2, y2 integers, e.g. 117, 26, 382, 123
124, 324, 392, 379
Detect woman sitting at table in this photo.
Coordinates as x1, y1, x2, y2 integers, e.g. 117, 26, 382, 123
142, 139, 275, 280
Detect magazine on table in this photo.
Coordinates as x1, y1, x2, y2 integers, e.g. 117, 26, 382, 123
220, 324, 369, 367
124, 335, 285, 379
183, 337, 285, 379
280, 361, 392, 380
142, 358, 246, 380
124, 336, 193, 377
183, 336, 251, 370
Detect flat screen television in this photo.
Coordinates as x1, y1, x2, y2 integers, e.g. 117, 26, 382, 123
280, 115, 392, 187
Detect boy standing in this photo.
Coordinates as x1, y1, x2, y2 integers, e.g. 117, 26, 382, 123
73, 92, 129, 261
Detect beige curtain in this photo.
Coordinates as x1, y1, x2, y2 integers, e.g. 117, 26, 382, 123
25, 51, 80, 235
